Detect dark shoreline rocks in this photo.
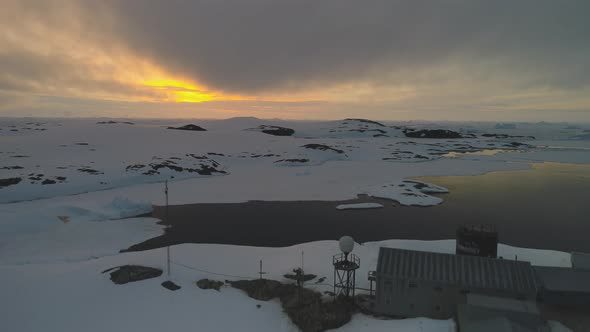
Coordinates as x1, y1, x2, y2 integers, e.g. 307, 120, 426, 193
482, 133, 535, 140
197, 279, 224, 291
302, 144, 344, 154
404, 129, 464, 139
167, 124, 207, 131
97, 121, 135, 125
102, 265, 163, 285
250, 125, 295, 136
0, 177, 22, 188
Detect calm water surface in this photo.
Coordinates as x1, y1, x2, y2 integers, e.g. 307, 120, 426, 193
131, 162, 590, 253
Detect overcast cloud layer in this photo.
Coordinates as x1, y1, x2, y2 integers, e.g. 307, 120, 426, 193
1, 0, 589, 121
106, 0, 590, 92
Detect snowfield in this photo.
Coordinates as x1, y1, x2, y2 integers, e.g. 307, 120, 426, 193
1, 117, 588, 331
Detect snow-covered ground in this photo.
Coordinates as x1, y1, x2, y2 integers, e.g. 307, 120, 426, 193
1, 117, 588, 331
0, 239, 572, 332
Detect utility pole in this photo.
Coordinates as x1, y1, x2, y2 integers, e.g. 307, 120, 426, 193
259, 260, 267, 279
165, 180, 170, 277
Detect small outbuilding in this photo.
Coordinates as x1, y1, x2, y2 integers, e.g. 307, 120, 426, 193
373, 247, 538, 319
457, 294, 546, 332
571, 252, 590, 271
534, 266, 590, 306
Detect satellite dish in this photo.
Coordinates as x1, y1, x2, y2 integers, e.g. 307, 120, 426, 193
339, 236, 355, 254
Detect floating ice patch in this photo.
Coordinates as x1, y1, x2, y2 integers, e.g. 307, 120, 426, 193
363, 180, 448, 206
336, 203, 384, 210
105, 197, 153, 219
58, 197, 153, 222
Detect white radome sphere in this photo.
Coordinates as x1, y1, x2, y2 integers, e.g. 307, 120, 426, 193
339, 236, 355, 254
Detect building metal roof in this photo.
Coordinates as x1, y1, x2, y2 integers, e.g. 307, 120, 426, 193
534, 266, 590, 293
572, 252, 590, 271
376, 247, 537, 294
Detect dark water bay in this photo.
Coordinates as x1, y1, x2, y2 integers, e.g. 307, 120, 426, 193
129, 162, 590, 253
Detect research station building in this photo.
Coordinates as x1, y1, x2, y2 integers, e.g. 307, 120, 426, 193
373, 247, 538, 319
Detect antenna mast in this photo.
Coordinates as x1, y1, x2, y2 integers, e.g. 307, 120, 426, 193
165, 180, 170, 277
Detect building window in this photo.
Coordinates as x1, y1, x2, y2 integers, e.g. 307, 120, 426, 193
435, 305, 441, 311
408, 281, 418, 289
434, 286, 443, 292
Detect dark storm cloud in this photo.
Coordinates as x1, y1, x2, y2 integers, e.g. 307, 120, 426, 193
103, 0, 590, 93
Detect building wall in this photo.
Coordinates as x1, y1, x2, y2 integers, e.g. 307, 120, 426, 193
374, 275, 537, 319
374, 276, 465, 319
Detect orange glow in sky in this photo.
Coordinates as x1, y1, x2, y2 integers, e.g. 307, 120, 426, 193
143, 79, 215, 103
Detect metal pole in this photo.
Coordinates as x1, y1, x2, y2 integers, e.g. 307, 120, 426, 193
165, 180, 170, 277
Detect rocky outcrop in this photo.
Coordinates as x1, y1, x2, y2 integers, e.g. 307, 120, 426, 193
343, 118, 385, 127
196, 279, 224, 291
96, 121, 135, 125
482, 133, 535, 140
274, 158, 309, 164
161, 280, 181, 291
167, 124, 207, 131
404, 129, 464, 139
302, 144, 344, 154
249, 125, 295, 136
0, 177, 22, 188
228, 279, 354, 332
103, 265, 163, 285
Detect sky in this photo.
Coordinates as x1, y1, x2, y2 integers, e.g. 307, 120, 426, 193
1, 0, 590, 122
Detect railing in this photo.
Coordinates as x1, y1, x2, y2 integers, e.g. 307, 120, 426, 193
333, 253, 360, 269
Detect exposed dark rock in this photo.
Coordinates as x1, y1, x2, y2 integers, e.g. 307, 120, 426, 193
505, 142, 530, 148
0, 177, 22, 188
143, 169, 159, 176
250, 125, 295, 136
343, 118, 385, 127
75, 142, 89, 145
186, 154, 208, 159
302, 144, 344, 154
126, 164, 145, 171
229, 279, 354, 332
102, 265, 163, 285
0, 166, 24, 170
275, 159, 309, 163
229, 279, 284, 301
373, 134, 389, 137
196, 279, 224, 291
482, 133, 535, 140
161, 280, 181, 291
41, 179, 56, 185
77, 167, 103, 175
413, 154, 429, 159
56, 176, 67, 181
404, 129, 464, 139
96, 121, 135, 125
207, 152, 225, 156
167, 124, 207, 131
11, 155, 30, 158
